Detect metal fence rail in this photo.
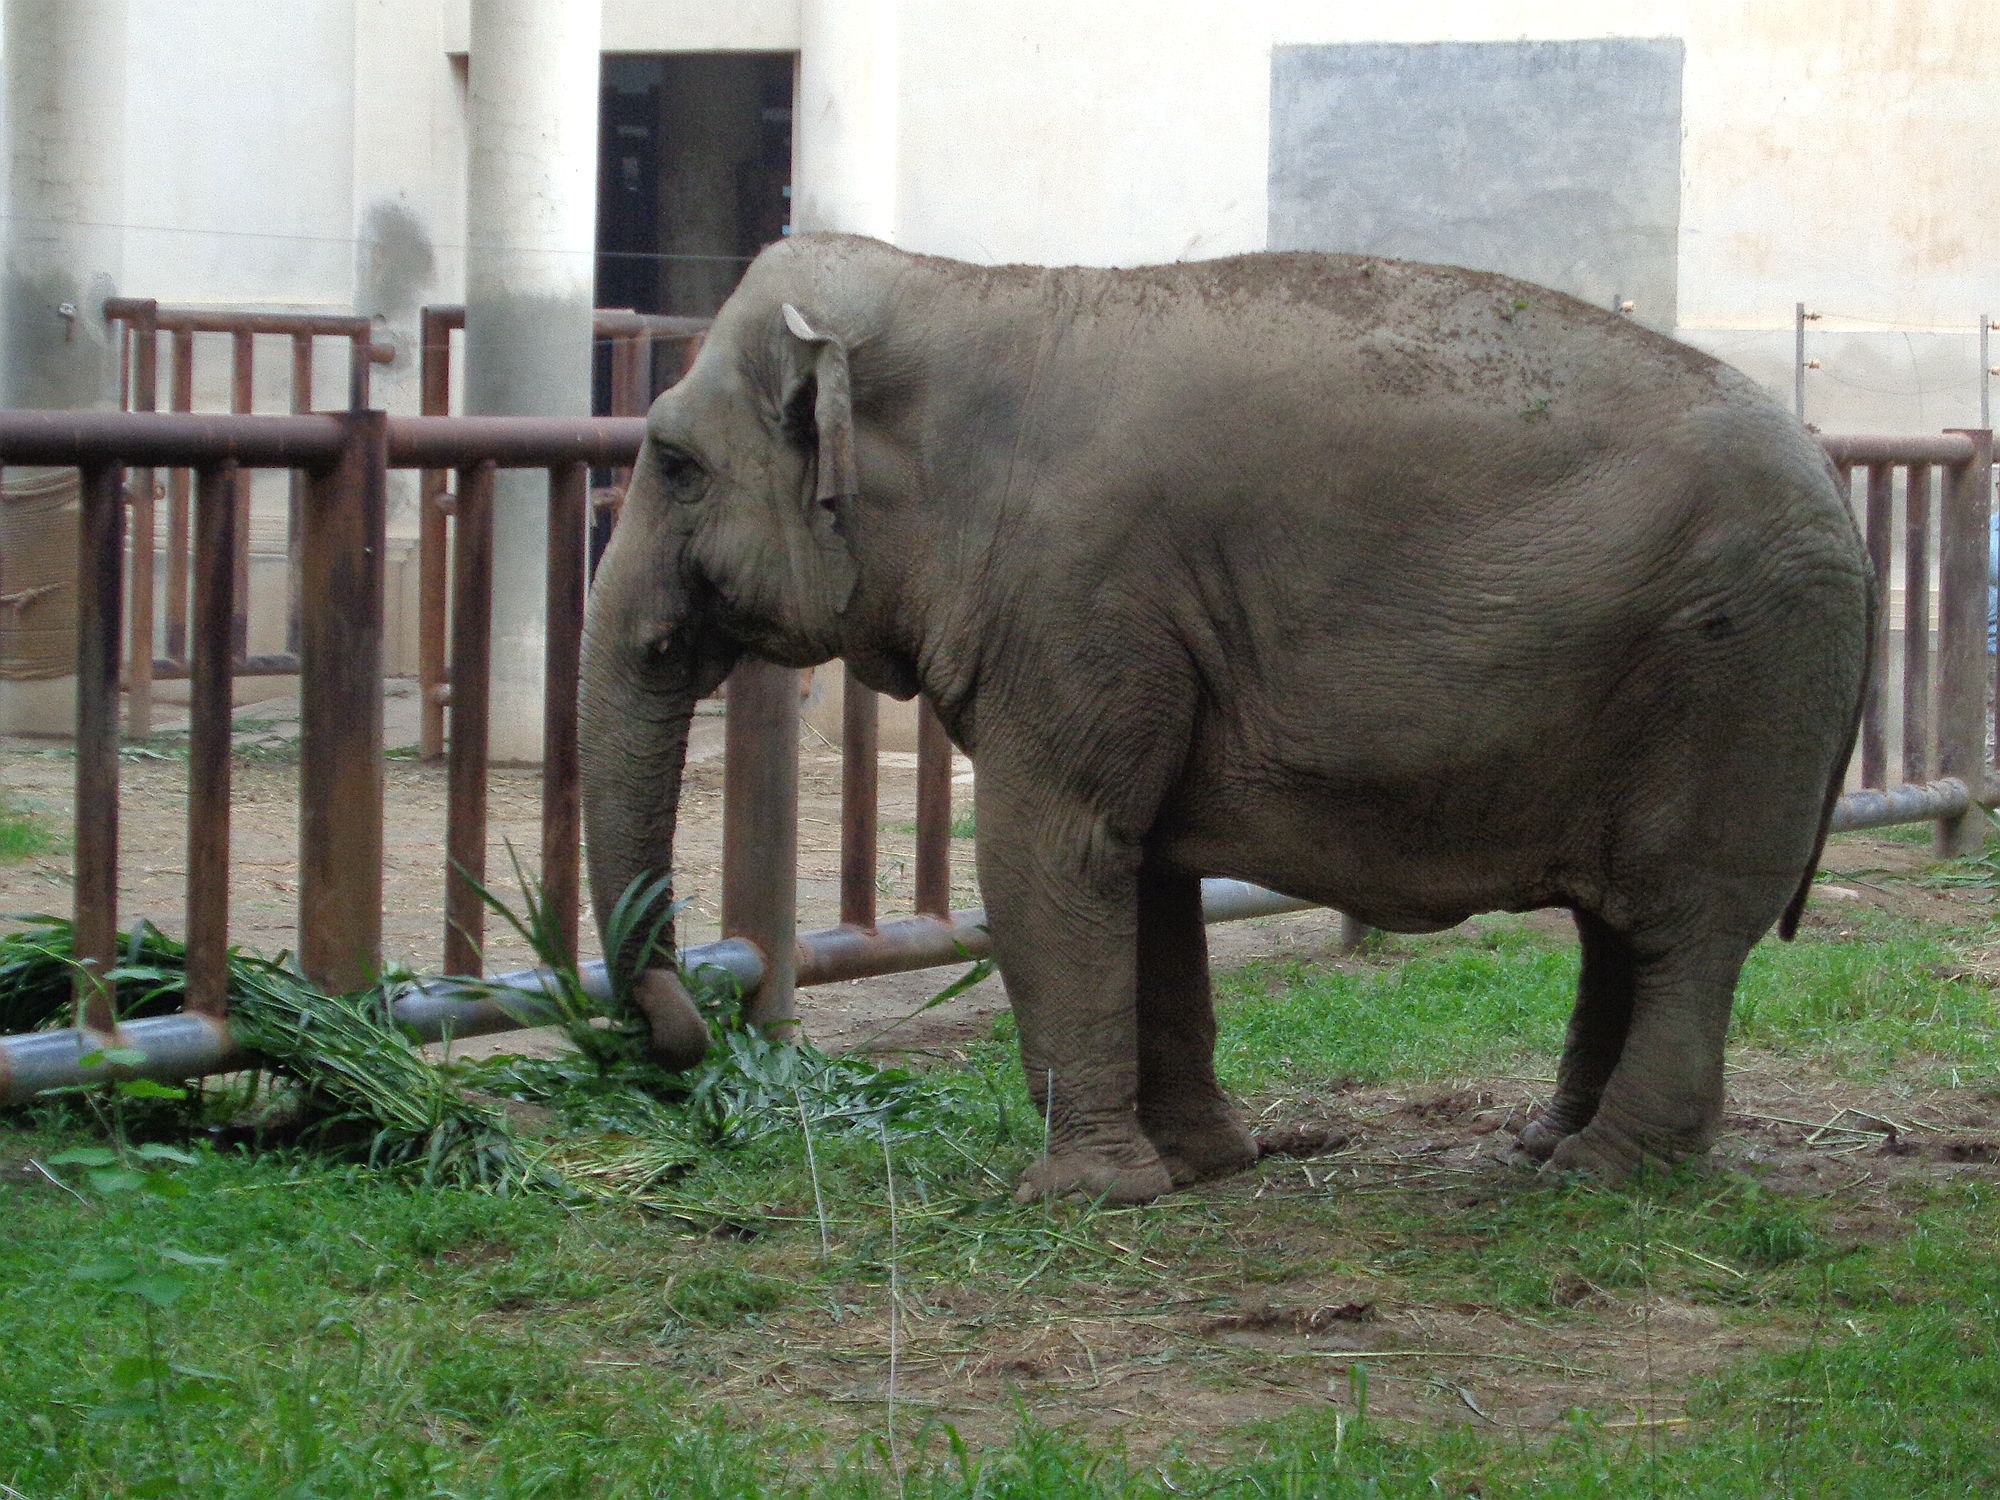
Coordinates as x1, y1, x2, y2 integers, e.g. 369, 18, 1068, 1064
413, 304, 710, 761
0, 412, 1992, 1103
104, 300, 396, 739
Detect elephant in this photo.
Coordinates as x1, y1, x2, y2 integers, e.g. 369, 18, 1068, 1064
578, 232, 1872, 1204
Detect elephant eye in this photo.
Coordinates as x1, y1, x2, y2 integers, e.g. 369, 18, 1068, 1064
657, 445, 704, 499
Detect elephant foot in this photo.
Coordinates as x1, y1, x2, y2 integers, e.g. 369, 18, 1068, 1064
1544, 1114, 1714, 1184
1513, 1106, 1594, 1163
1140, 1109, 1259, 1187
1015, 1139, 1175, 1205
633, 967, 712, 1072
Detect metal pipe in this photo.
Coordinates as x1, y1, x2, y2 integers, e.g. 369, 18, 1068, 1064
839, 668, 880, 928
185, 464, 239, 1015
443, 462, 496, 977
386, 415, 645, 469
542, 462, 588, 962
1860, 464, 1893, 788
164, 333, 194, 661
1903, 463, 1932, 781
722, 659, 801, 1032
1935, 431, 1995, 856
1829, 777, 1973, 833
0, 877, 1321, 1102
914, 699, 953, 916
124, 306, 159, 739
0, 410, 346, 469
1819, 433, 1978, 467
103, 298, 397, 355
74, 462, 124, 1033
416, 305, 453, 761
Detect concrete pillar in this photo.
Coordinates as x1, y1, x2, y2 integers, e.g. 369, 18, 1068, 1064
462, 0, 600, 763
795, 0, 899, 239
0, 0, 128, 735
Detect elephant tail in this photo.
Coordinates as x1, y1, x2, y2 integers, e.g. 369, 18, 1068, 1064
1777, 577, 1876, 943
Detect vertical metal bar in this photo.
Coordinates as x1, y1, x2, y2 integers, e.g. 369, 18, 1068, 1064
721, 659, 800, 1031
164, 330, 193, 663
1981, 316, 1990, 431
349, 332, 372, 410
1860, 464, 1893, 789
74, 462, 124, 1032
298, 412, 388, 992
287, 333, 313, 657
633, 329, 654, 405
1794, 301, 1806, 422
839, 667, 880, 929
914, 699, 953, 917
1903, 463, 1932, 782
185, 465, 239, 1015
124, 309, 159, 739
443, 461, 495, 976
1935, 430, 1994, 857
417, 306, 452, 761
229, 330, 253, 658
542, 462, 587, 964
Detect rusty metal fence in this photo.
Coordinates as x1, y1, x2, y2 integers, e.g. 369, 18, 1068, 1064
0, 412, 1991, 1102
105, 300, 395, 740
413, 304, 709, 760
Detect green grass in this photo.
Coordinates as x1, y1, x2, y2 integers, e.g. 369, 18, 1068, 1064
0, 790, 59, 861
4, 888, 1998, 1494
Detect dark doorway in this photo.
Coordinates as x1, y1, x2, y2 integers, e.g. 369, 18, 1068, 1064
595, 52, 795, 344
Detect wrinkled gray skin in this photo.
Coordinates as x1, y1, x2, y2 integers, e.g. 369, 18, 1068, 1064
580, 233, 1871, 1204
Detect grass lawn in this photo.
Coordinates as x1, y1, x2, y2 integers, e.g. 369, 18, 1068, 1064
2, 832, 1997, 1497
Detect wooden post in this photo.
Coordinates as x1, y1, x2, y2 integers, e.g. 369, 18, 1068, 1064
542, 461, 587, 962
1935, 430, 1994, 858
722, 660, 800, 1031
124, 307, 159, 738
74, 463, 125, 1032
443, 461, 496, 976
185, 465, 240, 1014
297, 412, 388, 992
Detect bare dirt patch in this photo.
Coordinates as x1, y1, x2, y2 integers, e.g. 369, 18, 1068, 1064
625, 1057, 1996, 1460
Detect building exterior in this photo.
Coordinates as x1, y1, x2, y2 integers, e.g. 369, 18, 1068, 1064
2, 0, 1995, 734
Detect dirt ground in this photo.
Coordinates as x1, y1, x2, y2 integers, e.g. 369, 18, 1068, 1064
695, 1057, 2000, 1457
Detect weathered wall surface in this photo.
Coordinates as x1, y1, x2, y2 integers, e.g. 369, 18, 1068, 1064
1268, 39, 1684, 330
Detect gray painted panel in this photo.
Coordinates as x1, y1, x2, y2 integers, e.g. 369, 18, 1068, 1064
1270, 40, 1684, 329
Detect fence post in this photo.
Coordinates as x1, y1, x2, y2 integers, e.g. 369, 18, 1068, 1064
542, 461, 588, 962
1860, 464, 1893, 789
443, 461, 496, 976
1935, 429, 1994, 857
417, 305, 452, 760
298, 411, 388, 992
722, 659, 800, 1032
185, 465, 240, 1014
839, 667, 880, 930
229, 331, 254, 658
74, 462, 124, 1034
124, 303, 159, 739
914, 699, 953, 916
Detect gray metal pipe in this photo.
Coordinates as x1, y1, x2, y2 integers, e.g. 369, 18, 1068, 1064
0, 877, 1323, 1102
1828, 777, 1974, 833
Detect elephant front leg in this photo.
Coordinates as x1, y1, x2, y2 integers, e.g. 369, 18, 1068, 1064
1136, 868, 1257, 1186
976, 778, 1174, 1205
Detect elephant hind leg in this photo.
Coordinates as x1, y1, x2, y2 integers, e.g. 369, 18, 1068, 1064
1135, 867, 1258, 1186
1546, 927, 1750, 1180
1515, 911, 1637, 1161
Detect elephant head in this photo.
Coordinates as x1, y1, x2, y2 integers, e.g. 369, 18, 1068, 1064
580, 273, 868, 1067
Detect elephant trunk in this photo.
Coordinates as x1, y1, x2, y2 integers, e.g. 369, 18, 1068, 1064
578, 571, 734, 1071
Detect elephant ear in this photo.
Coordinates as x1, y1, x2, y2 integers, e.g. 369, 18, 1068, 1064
780, 302, 860, 507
